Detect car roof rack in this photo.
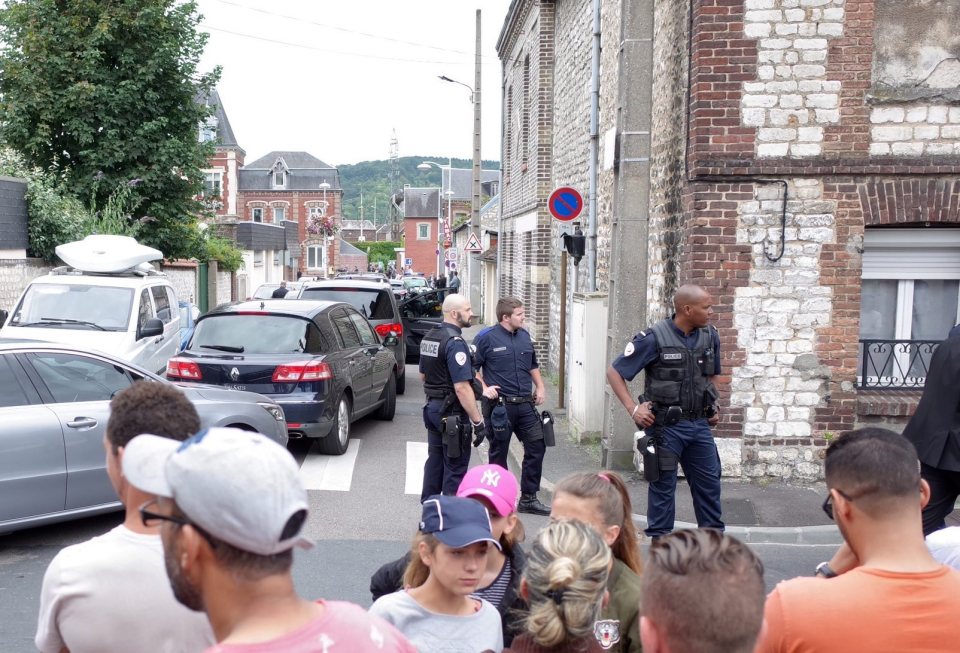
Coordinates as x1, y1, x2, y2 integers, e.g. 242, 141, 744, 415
49, 262, 165, 278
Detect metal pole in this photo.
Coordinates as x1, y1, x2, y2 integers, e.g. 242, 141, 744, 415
469, 8, 482, 317
559, 251, 567, 409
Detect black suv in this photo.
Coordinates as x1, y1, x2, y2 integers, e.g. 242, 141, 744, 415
166, 299, 398, 455
297, 280, 407, 393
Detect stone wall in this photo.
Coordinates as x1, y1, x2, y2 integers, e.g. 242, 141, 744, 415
216, 270, 232, 307
0, 259, 51, 311
161, 262, 199, 305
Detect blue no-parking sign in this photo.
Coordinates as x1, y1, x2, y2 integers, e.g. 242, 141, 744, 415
548, 187, 584, 222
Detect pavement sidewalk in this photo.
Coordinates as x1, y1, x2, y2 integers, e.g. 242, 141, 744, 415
463, 323, 843, 545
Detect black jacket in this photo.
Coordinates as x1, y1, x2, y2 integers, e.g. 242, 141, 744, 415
369, 544, 528, 646
902, 335, 960, 471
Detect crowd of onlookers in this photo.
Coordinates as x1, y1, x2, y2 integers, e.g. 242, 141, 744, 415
33, 379, 960, 653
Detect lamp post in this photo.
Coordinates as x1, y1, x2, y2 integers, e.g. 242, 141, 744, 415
418, 158, 453, 279
319, 181, 331, 277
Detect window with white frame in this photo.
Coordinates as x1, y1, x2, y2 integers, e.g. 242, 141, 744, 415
252, 207, 264, 223
203, 171, 222, 197
417, 223, 430, 240
858, 228, 960, 387
199, 117, 217, 143
273, 171, 286, 188
253, 251, 264, 267
273, 206, 285, 222
307, 245, 326, 270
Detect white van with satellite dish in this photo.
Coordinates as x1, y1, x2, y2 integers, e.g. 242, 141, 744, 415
0, 235, 181, 374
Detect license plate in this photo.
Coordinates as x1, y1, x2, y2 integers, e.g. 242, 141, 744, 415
225, 384, 247, 391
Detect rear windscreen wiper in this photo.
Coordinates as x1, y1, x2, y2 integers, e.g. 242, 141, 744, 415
19, 318, 106, 331
198, 344, 245, 353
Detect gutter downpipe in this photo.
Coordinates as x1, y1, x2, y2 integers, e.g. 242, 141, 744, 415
497, 61, 506, 312
587, 0, 601, 292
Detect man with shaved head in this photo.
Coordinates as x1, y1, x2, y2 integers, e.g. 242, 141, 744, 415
418, 291, 488, 499
606, 283, 725, 538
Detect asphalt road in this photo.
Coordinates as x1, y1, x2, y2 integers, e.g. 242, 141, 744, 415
0, 365, 837, 651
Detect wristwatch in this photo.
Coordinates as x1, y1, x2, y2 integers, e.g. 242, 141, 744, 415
815, 561, 837, 578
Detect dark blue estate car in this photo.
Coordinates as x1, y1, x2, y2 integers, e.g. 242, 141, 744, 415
166, 299, 397, 455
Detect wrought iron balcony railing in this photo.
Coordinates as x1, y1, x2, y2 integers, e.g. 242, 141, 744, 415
858, 339, 943, 389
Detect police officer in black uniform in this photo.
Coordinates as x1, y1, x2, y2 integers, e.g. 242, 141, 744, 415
473, 297, 551, 515
419, 293, 488, 501
606, 284, 724, 538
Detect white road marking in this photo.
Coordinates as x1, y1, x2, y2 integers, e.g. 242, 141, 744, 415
405, 441, 428, 495
299, 439, 362, 491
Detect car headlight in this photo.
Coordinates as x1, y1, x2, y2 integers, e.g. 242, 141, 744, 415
258, 402, 285, 422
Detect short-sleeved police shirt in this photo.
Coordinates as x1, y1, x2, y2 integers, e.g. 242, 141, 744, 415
473, 324, 539, 397
611, 319, 721, 382
419, 324, 475, 385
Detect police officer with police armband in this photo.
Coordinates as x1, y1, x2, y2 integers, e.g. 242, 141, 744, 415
606, 284, 725, 538
419, 293, 489, 501
473, 297, 551, 515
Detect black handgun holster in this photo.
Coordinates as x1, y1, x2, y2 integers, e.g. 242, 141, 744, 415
442, 414, 464, 458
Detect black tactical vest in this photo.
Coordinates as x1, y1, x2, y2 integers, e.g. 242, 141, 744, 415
421, 323, 467, 399
644, 319, 718, 416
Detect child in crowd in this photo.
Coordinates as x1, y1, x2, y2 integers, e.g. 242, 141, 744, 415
370, 464, 527, 645
369, 495, 504, 653
504, 519, 612, 652
550, 472, 643, 653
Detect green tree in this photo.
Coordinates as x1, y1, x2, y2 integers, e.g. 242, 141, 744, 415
0, 0, 218, 260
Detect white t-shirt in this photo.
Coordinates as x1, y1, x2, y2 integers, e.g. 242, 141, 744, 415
369, 590, 503, 653
927, 526, 960, 570
36, 524, 215, 653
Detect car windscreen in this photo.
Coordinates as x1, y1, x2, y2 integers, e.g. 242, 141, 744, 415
252, 285, 279, 299
8, 284, 134, 331
404, 278, 427, 287
189, 314, 325, 354
298, 288, 394, 320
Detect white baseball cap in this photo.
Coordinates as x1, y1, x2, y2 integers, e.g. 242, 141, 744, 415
122, 427, 313, 556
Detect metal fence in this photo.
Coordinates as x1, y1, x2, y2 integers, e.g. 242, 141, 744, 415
858, 339, 942, 389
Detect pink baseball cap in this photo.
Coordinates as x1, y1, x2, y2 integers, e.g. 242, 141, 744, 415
457, 464, 519, 516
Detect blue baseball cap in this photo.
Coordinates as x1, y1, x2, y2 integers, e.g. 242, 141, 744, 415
420, 495, 502, 550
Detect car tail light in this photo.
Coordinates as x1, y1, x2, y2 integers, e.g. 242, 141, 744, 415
375, 322, 404, 337
167, 357, 202, 380
273, 360, 332, 383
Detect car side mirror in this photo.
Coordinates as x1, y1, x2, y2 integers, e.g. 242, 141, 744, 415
139, 317, 164, 339
382, 333, 399, 347
0, 309, 7, 325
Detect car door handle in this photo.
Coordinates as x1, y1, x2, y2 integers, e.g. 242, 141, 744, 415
67, 417, 98, 429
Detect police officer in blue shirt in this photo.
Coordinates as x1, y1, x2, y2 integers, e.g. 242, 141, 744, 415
419, 293, 488, 500
473, 297, 551, 515
606, 284, 724, 538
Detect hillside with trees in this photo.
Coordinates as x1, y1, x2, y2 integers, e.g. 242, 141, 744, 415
337, 156, 499, 228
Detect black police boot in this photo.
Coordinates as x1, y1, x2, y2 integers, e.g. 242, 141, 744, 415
517, 493, 551, 516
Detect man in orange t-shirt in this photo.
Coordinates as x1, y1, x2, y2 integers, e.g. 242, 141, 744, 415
756, 427, 960, 653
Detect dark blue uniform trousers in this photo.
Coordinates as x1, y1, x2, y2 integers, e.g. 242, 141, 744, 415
421, 399, 471, 501
646, 417, 724, 537
484, 401, 545, 496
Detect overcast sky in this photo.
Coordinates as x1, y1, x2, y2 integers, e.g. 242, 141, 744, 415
196, 0, 512, 167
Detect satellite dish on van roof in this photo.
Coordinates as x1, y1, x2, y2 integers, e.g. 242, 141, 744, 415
55, 235, 163, 273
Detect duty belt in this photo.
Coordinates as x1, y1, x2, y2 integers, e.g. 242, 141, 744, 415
501, 395, 535, 404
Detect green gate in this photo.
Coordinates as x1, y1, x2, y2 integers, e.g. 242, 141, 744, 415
198, 262, 209, 313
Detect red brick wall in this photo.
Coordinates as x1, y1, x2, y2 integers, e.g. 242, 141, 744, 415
403, 217, 438, 275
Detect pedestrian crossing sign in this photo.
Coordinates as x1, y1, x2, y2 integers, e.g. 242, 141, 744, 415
464, 233, 483, 252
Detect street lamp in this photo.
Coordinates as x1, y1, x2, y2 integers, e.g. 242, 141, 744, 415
418, 158, 453, 278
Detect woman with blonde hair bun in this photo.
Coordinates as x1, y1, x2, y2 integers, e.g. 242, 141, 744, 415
503, 519, 612, 652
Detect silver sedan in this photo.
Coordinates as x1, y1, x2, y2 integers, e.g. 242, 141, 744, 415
0, 339, 288, 535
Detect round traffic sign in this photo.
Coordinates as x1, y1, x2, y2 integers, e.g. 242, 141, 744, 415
548, 186, 584, 222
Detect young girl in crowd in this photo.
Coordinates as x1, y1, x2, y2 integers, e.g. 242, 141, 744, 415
369, 495, 504, 652
550, 472, 643, 653
369, 464, 527, 646
504, 519, 612, 652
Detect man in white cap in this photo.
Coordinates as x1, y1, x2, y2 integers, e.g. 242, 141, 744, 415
123, 427, 415, 652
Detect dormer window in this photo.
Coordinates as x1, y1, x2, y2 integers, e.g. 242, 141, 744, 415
199, 117, 217, 143
273, 170, 286, 188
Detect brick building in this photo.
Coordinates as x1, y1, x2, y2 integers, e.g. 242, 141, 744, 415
498, 0, 960, 477
403, 187, 441, 276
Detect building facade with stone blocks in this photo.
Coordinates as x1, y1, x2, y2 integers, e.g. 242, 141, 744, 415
402, 187, 441, 276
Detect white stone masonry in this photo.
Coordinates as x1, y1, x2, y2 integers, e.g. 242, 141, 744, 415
870, 106, 960, 156
742, 0, 846, 157
732, 179, 836, 480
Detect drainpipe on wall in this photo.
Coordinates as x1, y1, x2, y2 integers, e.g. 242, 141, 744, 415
587, 0, 601, 292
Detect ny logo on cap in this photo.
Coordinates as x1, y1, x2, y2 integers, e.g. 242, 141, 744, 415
481, 469, 501, 487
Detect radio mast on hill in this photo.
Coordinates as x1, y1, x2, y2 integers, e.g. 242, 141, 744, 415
389, 129, 400, 240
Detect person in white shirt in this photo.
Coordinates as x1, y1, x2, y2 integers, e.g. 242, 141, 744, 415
36, 381, 215, 653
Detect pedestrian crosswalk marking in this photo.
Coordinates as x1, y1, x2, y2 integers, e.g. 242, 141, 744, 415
299, 439, 362, 491
405, 441, 428, 495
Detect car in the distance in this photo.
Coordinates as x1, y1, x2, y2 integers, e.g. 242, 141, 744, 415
398, 288, 448, 364
402, 276, 430, 295
389, 278, 408, 300
166, 299, 397, 455
0, 339, 287, 535
296, 280, 407, 393
249, 281, 305, 300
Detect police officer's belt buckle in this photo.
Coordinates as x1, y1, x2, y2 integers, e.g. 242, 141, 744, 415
502, 395, 534, 404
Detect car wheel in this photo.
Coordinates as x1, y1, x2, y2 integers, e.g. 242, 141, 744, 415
318, 395, 351, 455
375, 374, 397, 421
396, 367, 406, 395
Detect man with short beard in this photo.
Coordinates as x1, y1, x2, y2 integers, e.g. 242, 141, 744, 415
419, 293, 489, 500
35, 381, 214, 653
122, 427, 415, 652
